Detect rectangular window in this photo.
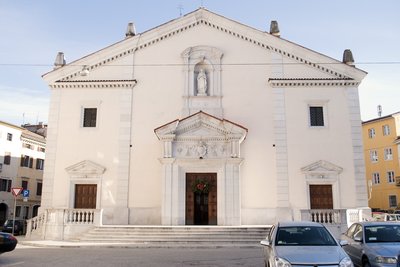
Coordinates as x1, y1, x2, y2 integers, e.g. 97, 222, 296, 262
37, 147, 45, 153
384, 148, 393, 161
370, 150, 378, 162
36, 159, 45, 170
21, 155, 28, 167
21, 180, 28, 190
20, 155, 33, 168
389, 195, 397, 208
7, 133, 12, 141
83, 108, 97, 127
36, 182, 42, 196
23, 206, 29, 219
0, 178, 12, 192
15, 206, 21, 217
309, 106, 324, 126
383, 125, 391, 136
387, 171, 395, 183
372, 172, 380, 184
3, 152, 11, 165
368, 128, 375, 138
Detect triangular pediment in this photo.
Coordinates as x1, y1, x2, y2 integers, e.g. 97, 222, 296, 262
301, 160, 343, 174
65, 160, 106, 176
43, 8, 366, 86
155, 111, 247, 142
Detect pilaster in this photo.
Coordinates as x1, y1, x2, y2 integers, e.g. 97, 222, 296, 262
346, 87, 368, 207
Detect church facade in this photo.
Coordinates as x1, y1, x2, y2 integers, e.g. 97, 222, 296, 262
40, 9, 368, 238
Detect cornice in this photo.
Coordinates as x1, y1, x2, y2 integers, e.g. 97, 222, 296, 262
301, 160, 343, 174
65, 160, 106, 176
21, 137, 46, 147
50, 80, 137, 89
155, 111, 247, 142
51, 9, 361, 84
268, 78, 359, 88
174, 135, 243, 142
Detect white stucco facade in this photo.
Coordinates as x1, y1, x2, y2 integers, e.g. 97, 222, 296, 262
41, 8, 368, 229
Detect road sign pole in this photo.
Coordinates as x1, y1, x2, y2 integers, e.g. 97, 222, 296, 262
12, 196, 16, 236
10, 187, 23, 236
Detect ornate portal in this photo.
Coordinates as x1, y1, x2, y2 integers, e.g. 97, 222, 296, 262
154, 111, 247, 226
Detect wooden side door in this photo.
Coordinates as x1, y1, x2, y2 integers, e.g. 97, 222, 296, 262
74, 184, 97, 209
185, 173, 217, 225
309, 184, 333, 209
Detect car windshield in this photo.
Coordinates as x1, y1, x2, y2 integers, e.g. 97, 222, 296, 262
3, 220, 15, 226
364, 225, 400, 243
275, 226, 337, 246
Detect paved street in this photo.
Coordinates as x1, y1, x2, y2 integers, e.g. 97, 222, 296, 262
0, 245, 264, 267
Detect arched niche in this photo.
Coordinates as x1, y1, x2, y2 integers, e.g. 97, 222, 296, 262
181, 46, 224, 118
194, 62, 212, 96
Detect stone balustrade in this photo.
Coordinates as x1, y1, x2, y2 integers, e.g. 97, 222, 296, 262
300, 208, 371, 238
26, 208, 101, 240
65, 209, 96, 224
308, 209, 343, 224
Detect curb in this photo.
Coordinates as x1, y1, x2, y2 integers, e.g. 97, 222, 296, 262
18, 240, 261, 249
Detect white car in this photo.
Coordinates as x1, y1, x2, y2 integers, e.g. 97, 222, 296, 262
260, 221, 353, 267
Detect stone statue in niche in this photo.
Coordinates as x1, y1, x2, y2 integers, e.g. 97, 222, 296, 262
196, 69, 207, 96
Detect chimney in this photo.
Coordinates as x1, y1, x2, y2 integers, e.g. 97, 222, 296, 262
377, 105, 382, 117
125, 22, 136, 38
270, 20, 280, 37
342, 49, 354, 66
54, 52, 66, 69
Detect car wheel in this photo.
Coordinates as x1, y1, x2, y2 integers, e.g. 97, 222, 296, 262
363, 259, 371, 267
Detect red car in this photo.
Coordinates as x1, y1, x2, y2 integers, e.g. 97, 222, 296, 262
0, 232, 17, 254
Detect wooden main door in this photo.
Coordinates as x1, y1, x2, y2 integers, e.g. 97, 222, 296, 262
74, 184, 97, 209
309, 184, 333, 209
185, 173, 217, 225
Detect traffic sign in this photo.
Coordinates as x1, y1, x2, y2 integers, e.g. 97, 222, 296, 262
22, 189, 30, 197
11, 187, 23, 197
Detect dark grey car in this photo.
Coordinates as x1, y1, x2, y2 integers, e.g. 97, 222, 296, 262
261, 221, 353, 267
2, 220, 25, 235
341, 222, 400, 267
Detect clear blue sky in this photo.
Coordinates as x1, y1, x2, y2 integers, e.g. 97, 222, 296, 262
1, 0, 399, 126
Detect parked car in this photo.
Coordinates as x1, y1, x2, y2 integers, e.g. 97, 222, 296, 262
341, 222, 400, 267
371, 213, 400, 222
0, 232, 18, 254
260, 221, 353, 267
2, 220, 25, 235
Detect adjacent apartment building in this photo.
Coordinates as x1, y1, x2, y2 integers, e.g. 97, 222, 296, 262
362, 112, 400, 211
0, 120, 45, 225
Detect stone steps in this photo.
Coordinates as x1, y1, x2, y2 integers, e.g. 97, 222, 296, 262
77, 226, 271, 247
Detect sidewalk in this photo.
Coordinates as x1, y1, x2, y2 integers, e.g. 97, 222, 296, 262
16, 236, 136, 248
15, 236, 256, 249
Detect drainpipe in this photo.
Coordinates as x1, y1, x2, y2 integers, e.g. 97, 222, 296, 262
127, 32, 141, 224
